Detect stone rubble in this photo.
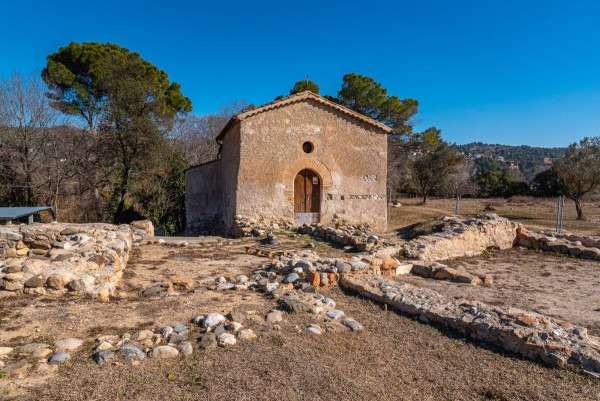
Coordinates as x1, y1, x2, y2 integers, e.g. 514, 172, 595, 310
0, 220, 151, 300
517, 228, 600, 260
296, 223, 399, 252
339, 274, 600, 378
402, 214, 520, 261
231, 215, 294, 238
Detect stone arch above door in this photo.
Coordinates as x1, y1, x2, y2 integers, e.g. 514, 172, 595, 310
282, 158, 332, 200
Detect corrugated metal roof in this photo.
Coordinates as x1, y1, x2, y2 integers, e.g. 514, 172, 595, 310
0, 207, 52, 219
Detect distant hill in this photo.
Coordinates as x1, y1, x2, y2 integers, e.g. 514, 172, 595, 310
455, 142, 567, 183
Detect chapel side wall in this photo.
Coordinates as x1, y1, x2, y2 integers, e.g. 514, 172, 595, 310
236, 99, 388, 230
185, 160, 224, 233
220, 122, 242, 230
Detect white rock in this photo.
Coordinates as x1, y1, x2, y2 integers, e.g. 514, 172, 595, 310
264, 282, 279, 293
202, 313, 226, 329
0, 347, 13, 356
322, 298, 336, 308
306, 327, 322, 335
217, 333, 237, 347
159, 326, 174, 337
395, 263, 413, 275
95, 342, 113, 351
348, 260, 369, 270
325, 310, 345, 320
53, 338, 83, 351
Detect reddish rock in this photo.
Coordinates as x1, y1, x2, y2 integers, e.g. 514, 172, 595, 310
559, 322, 573, 328
472, 272, 493, 286
517, 316, 537, 327
548, 345, 572, 355
88, 255, 106, 267
305, 272, 320, 287
327, 273, 337, 285
172, 276, 195, 290
380, 256, 399, 270
500, 328, 522, 339
523, 343, 545, 351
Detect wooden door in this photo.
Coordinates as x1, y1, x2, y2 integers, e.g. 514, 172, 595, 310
294, 170, 320, 223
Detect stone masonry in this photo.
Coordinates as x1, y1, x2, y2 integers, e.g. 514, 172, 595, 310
185, 91, 391, 235
0, 221, 150, 300
340, 274, 600, 378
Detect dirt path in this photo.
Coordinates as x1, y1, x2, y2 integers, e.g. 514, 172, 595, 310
399, 248, 600, 335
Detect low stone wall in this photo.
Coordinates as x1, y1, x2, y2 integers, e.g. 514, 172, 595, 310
0, 222, 145, 301
340, 274, 600, 378
403, 214, 520, 261
409, 261, 493, 285
231, 215, 294, 238
296, 223, 394, 252
517, 228, 600, 260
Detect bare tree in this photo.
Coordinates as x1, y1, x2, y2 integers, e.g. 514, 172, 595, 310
555, 137, 600, 220
169, 99, 251, 165
0, 72, 64, 207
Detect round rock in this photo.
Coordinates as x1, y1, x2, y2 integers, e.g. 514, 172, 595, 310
118, 344, 145, 361
266, 310, 283, 323
202, 313, 226, 329
325, 310, 345, 320
53, 338, 83, 352
49, 351, 71, 364
322, 298, 336, 308
150, 345, 179, 359
217, 333, 237, 347
177, 342, 193, 355
173, 323, 189, 333
283, 273, 299, 284
237, 329, 257, 341
94, 350, 115, 364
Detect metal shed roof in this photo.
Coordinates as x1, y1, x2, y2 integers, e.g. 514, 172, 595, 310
0, 207, 52, 219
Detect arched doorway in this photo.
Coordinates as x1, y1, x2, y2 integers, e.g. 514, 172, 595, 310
294, 169, 321, 225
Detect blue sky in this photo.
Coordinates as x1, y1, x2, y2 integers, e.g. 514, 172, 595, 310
1, 0, 599, 147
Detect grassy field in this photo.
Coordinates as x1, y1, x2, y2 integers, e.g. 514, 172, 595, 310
389, 196, 600, 236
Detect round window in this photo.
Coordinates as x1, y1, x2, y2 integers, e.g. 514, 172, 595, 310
302, 141, 314, 154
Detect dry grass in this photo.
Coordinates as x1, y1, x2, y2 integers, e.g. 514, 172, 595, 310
21, 287, 600, 401
2, 213, 600, 399
390, 196, 600, 236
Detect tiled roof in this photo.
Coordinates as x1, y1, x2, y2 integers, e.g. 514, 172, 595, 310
215, 91, 393, 141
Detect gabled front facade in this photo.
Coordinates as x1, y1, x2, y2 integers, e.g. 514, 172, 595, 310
185, 91, 390, 235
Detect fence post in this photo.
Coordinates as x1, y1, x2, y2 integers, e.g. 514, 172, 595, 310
556, 196, 561, 233
558, 195, 565, 234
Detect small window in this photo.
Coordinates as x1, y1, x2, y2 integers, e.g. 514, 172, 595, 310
302, 141, 314, 154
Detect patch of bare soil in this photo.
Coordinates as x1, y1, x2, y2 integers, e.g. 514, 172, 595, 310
400, 248, 600, 335
2, 243, 600, 400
